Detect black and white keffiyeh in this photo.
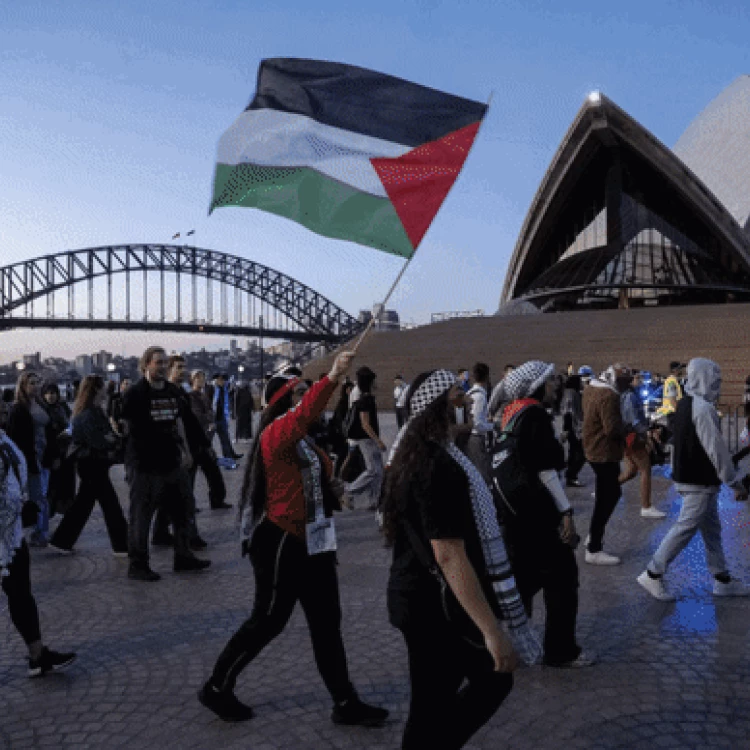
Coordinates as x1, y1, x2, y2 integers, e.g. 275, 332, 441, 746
445, 443, 542, 665
502, 361, 555, 401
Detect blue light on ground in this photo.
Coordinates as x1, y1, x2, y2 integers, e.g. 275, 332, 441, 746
663, 599, 718, 635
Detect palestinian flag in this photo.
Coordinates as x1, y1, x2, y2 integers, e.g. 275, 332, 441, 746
210, 59, 487, 258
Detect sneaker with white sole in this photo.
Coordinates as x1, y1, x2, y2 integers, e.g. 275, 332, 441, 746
28, 647, 77, 677
585, 550, 621, 566
637, 571, 676, 601
641, 507, 667, 519
545, 650, 597, 669
712, 578, 750, 597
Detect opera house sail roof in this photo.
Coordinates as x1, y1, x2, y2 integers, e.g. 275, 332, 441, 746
499, 91, 750, 313
674, 76, 750, 232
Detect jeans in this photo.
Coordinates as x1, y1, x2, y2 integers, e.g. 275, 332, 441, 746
1, 541, 41, 645
28, 471, 49, 540
648, 488, 728, 576
345, 439, 384, 510
126, 467, 193, 565
214, 420, 235, 459
51, 459, 128, 552
211, 520, 354, 702
588, 462, 622, 553
388, 591, 513, 750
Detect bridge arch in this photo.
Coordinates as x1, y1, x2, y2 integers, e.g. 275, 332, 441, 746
0, 244, 362, 343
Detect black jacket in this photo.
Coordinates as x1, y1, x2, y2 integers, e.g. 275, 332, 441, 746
6, 402, 39, 474
672, 396, 721, 486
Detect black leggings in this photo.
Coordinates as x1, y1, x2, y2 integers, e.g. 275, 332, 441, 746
210, 520, 354, 702
389, 592, 513, 750
1, 541, 41, 645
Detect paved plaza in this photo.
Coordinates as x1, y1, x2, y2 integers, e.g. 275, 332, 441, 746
2, 414, 750, 749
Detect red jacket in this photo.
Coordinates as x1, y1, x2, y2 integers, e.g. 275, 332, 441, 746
261, 376, 336, 538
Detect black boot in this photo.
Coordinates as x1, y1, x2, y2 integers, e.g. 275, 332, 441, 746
331, 696, 389, 727
152, 530, 174, 547
128, 562, 161, 582
198, 680, 254, 722
189, 536, 208, 551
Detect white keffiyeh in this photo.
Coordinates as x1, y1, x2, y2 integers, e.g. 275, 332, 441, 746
0, 432, 27, 576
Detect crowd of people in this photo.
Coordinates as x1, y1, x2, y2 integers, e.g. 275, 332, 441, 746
2, 346, 750, 749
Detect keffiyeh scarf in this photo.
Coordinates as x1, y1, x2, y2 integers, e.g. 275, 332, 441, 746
445, 442, 543, 665
0, 433, 27, 576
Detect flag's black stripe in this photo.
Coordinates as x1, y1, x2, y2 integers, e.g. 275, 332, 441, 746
246, 58, 487, 148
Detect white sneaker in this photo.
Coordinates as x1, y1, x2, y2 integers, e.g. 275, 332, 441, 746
712, 578, 750, 597
641, 507, 667, 519
637, 571, 676, 601
546, 649, 597, 668
585, 550, 621, 566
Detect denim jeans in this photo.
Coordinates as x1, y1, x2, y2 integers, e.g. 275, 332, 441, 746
28, 471, 49, 540
214, 420, 235, 458
648, 488, 727, 576
345, 439, 384, 510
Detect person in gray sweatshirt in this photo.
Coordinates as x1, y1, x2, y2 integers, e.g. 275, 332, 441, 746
637, 358, 749, 601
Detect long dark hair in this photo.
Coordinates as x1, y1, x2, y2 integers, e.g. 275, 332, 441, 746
73, 375, 105, 417
239, 388, 295, 527
382, 372, 453, 544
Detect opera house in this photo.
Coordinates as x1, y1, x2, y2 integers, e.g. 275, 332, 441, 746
499, 76, 750, 313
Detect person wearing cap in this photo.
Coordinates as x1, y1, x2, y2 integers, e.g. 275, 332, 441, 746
662, 362, 685, 414
582, 364, 630, 565
383, 369, 535, 750
637, 358, 750, 601
199, 351, 389, 728
495, 361, 592, 668
578, 365, 594, 387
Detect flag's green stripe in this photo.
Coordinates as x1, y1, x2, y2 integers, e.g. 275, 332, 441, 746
210, 163, 414, 259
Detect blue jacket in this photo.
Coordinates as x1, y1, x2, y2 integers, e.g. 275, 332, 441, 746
212, 384, 230, 423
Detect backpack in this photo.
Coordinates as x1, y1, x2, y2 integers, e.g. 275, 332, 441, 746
490, 404, 556, 526
343, 402, 359, 439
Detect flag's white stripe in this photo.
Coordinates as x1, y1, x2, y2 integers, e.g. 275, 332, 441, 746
216, 109, 412, 199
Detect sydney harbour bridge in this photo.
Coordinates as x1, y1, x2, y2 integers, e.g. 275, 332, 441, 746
0, 244, 364, 350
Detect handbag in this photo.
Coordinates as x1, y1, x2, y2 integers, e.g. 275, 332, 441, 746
401, 518, 486, 649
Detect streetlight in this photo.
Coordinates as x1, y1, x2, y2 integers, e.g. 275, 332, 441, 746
15, 361, 25, 371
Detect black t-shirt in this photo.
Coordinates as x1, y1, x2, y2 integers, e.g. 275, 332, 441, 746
387, 442, 495, 612
121, 379, 185, 473
348, 393, 379, 440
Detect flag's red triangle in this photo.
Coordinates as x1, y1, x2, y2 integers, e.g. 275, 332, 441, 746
371, 121, 482, 250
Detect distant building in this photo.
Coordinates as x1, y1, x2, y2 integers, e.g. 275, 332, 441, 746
230, 339, 239, 356
22, 352, 41, 369
92, 350, 112, 370
358, 304, 400, 331
75, 355, 93, 376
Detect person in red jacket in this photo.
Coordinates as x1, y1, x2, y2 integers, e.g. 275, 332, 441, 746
199, 351, 389, 728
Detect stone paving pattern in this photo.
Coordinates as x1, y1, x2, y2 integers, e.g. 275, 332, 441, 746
2, 414, 750, 749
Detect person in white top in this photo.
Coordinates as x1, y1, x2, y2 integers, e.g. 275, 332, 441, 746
464, 363, 493, 483
393, 375, 409, 429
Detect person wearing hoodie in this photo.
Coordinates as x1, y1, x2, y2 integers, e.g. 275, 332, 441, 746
560, 374, 586, 488
637, 358, 750, 601
582, 364, 631, 565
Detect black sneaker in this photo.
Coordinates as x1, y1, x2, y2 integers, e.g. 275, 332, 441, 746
128, 563, 162, 582
210, 502, 232, 510
198, 681, 254, 722
189, 536, 208, 551
566, 479, 584, 488
231, 453, 244, 461
174, 555, 211, 573
331, 697, 389, 727
28, 647, 77, 678
152, 531, 174, 547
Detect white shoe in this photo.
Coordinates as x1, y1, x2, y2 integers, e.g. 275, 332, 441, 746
712, 578, 750, 597
637, 571, 676, 601
641, 507, 667, 519
585, 550, 621, 566
546, 650, 597, 668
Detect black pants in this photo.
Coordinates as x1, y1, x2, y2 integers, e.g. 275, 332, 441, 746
565, 434, 586, 482
210, 520, 354, 702
389, 592, 513, 750
126, 467, 192, 564
396, 407, 407, 430
589, 461, 622, 553
190, 448, 226, 507
512, 538, 580, 665
51, 459, 128, 552
1, 541, 41, 645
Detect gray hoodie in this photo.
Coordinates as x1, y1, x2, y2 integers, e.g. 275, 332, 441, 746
676, 358, 741, 492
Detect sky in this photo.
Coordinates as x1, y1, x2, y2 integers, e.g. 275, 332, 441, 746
2, 0, 750, 361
